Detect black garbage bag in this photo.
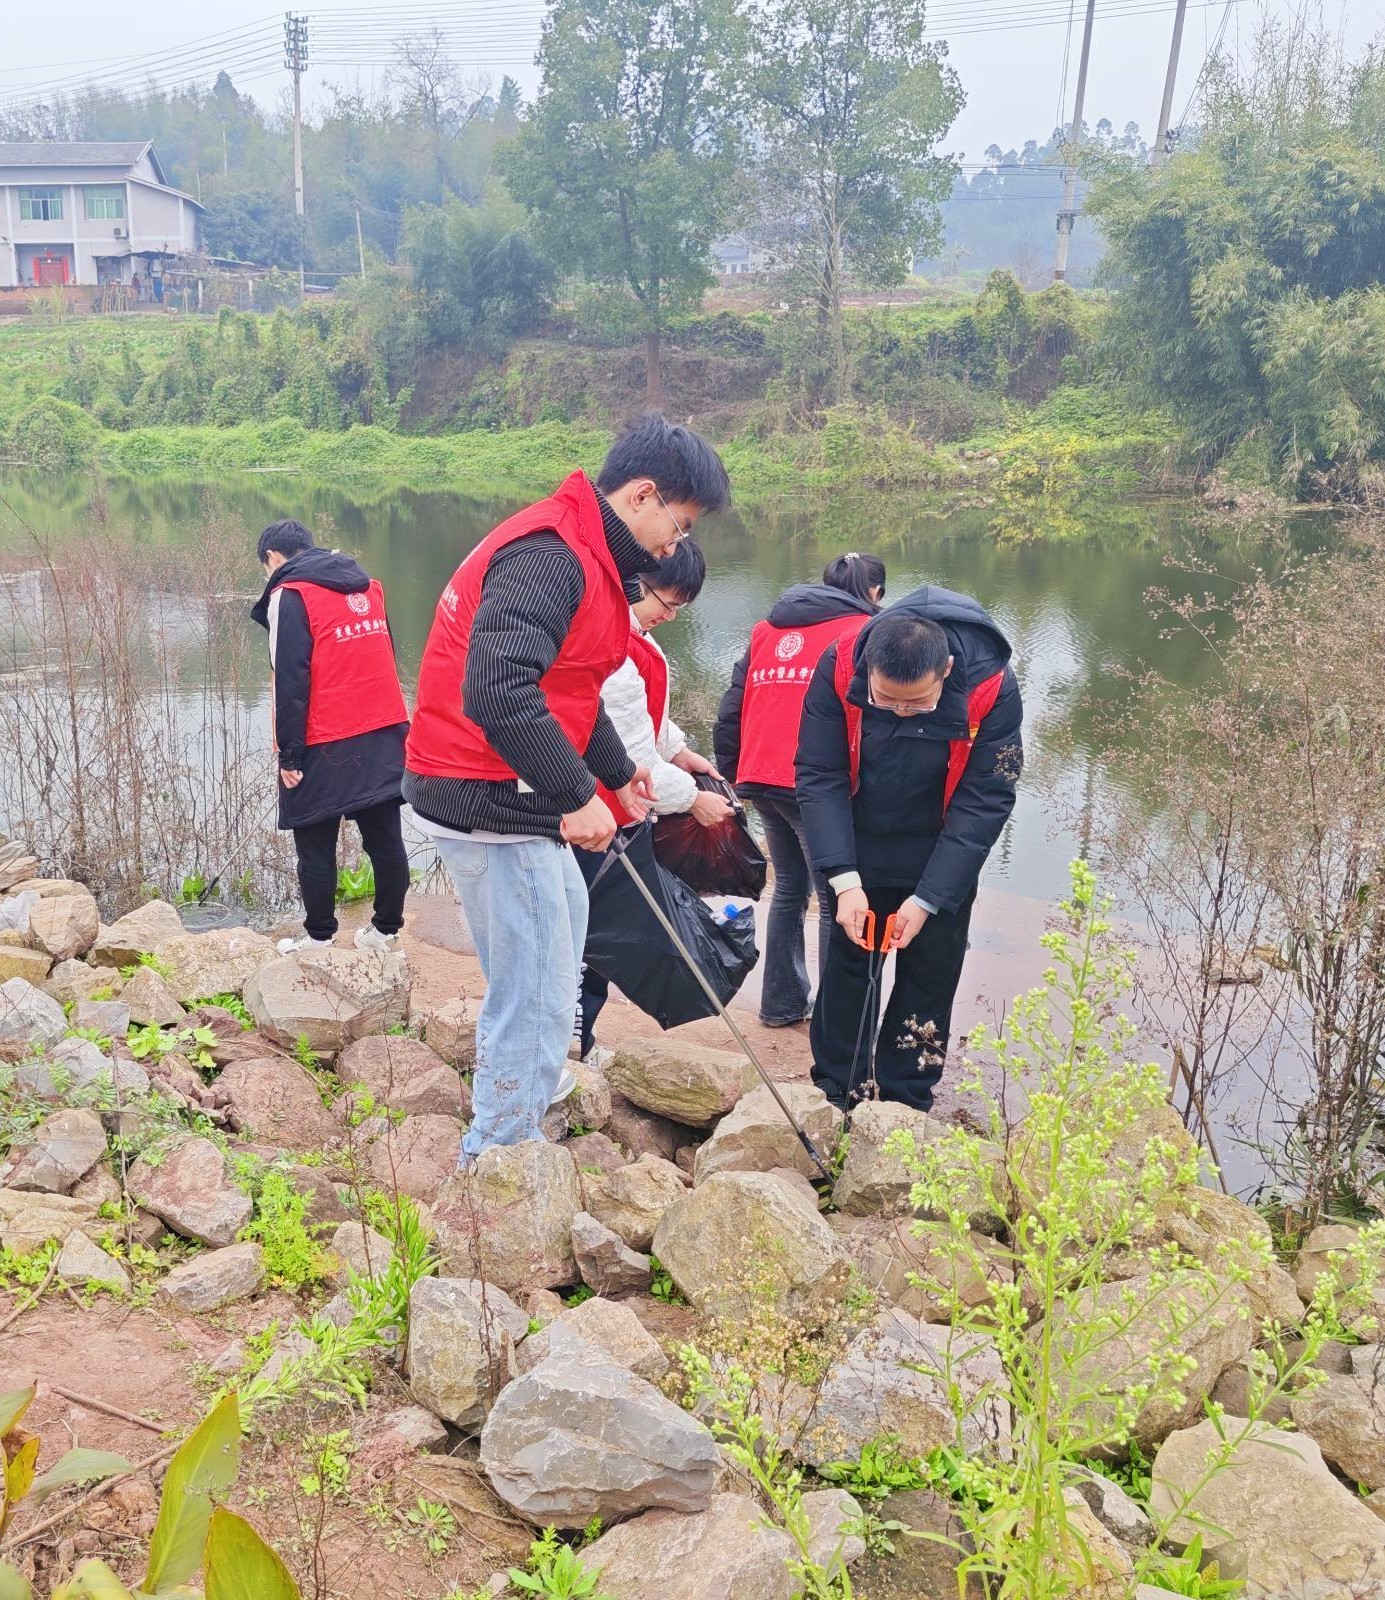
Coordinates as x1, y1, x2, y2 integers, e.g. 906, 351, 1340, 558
581, 825, 759, 1029
652, 775, 768, 899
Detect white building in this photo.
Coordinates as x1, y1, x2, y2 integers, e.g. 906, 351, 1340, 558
0, 141, 203, 290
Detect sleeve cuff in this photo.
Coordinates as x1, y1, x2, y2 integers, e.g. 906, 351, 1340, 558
909, 894, 939, 915
829, 870, 863, 893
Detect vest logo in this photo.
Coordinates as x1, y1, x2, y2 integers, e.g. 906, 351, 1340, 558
776, 631, 805, 661
347, 592, 371, 615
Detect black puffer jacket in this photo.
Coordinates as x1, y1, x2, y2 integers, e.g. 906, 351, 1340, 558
794, 583, 1023, 913
713, 583, 878, 796
250, 548, 408, 830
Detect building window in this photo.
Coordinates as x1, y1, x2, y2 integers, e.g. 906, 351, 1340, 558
83, 186, 125, 221
18, 187, 63, 222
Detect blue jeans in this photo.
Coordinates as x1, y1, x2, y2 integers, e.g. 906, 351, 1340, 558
433, 835, 588, 1161
754, 791, 832, 1026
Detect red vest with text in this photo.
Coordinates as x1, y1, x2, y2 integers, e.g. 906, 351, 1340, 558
405, 472, 629, 782
597, 625, 670, 825
276, 577, 407, 746
833, 639, 1005, 811
737, 614, 871, 789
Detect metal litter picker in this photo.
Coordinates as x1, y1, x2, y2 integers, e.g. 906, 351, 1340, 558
844, 910, 898, 1107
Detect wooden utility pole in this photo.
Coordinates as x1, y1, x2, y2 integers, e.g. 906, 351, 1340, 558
1150, 0, 1189, 169
284, 12, 308, 296
1053, 0, 1096, 281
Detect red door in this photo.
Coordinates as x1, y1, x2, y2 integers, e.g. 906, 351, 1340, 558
35, 253, 68, 287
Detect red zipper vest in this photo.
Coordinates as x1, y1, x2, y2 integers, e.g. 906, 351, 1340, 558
596, 625, 669, 825
832, 638, 1005, 810
405, 472, 629, 782
276, 577, 407, 746
737, 613, 871, 789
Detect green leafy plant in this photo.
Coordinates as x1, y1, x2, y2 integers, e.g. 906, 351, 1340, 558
406, 1495, 459, 1555
337, 861, 375, 903
299, 1430, 354, 1498
819, 1434, 926, 1500
1141, 1535, 1242, 1598
63, 1024, 113, 1052
844, 1509, 908, 1558
1084, 1439, 1153, 1507
562, 1285, 595, 1309
508, 1527, 611, 1599
197, 993, 255, 1030
119, 953, 172, 980
648, 1256, 683, 1305
125, 1022, 219, 1073
236, 1166, 335, 1292
178, 872, 208, 904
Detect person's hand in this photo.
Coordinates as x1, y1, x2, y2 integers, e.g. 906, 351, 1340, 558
280, 769, 303, 790
890, 900, 930, 950
690, 789, 734, 828
560, 794, 618, 851
614, 767, 655, 823
835, 886, 871, 949
675, 747, 723, 779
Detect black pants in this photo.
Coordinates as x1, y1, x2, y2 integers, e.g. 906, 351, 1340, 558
810, 883, 974, 1112
576, 965, 609, 1058
293, 799, 408, 941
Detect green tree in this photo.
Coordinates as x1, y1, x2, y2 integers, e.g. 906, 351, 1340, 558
404, 196, 554, 347
748, 0, 963, 399
501, 0, 743, 407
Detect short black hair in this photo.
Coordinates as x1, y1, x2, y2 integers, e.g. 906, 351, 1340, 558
645, 539, 706, 605
823, 551, 886, 609
596, 413, 731, 515
863, 612, 951, 683
258, 519, 314, 563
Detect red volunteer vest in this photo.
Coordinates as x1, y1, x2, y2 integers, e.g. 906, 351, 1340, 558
405, 472, 629, 782
277, 577, 407, 746
832, 639, 1005, 811
597, 625, 670, 825
737, 613, 871, 789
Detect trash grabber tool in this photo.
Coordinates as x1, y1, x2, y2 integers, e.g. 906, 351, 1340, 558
844, 910, 897, 1107
197, 794, 280, 904
602, 830, 834, 1182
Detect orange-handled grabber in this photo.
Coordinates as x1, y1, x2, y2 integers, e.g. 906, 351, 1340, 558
846, 910, 899, 1105
858, 909, 898, 954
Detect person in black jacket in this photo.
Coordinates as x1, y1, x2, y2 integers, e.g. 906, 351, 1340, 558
714, 554, 884, 1027
796, 584, 1023, 1111
250, 520, 411, 956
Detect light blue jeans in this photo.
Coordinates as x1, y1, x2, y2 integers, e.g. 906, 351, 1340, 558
433, 835, 588, 1161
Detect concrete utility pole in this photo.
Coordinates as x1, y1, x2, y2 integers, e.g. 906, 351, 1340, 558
284, 12, 308, 296
1150, 0, 1189, 170
355, 206, 366, 278
1053, 0, 1096, 281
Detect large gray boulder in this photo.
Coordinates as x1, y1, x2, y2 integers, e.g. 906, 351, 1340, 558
362, 1113, 463, 1199
833, 1100, 1005, 1229
521, 1296, 668, 1383
606, 1039, 752, 1128
0, 977, 66, 1051
423, 997, 475, 1068
1294, 1223, 1385, 1334
432, 1140, 582, 1292
120, 965, 187, 1027
0, 947, 53, 985
152, 927, 278, 1004
571, 1210, 652, 1296
128, 1136, 252, 1246
580, 1154, 687, 1252
1150, 1417, 1385, 1595
653, 1171, 842, 1318
16, 1037, 149, 1101
829, 1215, 1011, 1322
216, 1057, 339, 1150
579, 1493, 798, 1600
1163, 1187, 1302, 1331
335, 1035, 470, 1120
28, 890, 99, 962
244, 947, 410, 1052
1292, 1371, 1385, 1491
0, 1189, 99, 1255
605, 1090, 686, 1162
480, 1344, 720, 1525
405, 1277, 517, 1429
329, 1220, 393, 1283
54, 1231, 131, 1294
0, 1107, 106, 1193
44, 961, 123, 1008
91, 900, 185, 968
693, 1084, 843, 1184
161, 1242, 265, 1312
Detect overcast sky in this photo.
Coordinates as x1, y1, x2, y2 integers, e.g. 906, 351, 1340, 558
0, 0, 1378, 165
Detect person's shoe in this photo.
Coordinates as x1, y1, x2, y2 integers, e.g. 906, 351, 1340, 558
277, 934, 334, 955
354, 924, 401, 954
759, 1008, 814, 1029
580, 1044, 615, 1074
549, 1066, 579, 1107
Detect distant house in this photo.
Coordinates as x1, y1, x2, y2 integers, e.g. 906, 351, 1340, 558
710, 234, 779, 276
0, 141, 203, 290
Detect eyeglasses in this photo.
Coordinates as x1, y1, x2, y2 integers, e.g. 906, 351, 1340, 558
655, 489, 691, 543
643, 587, 683, 621
867, 675, 944, 716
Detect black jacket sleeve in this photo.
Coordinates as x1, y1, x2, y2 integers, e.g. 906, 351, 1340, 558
270, 588, 312, 772
915, 667, 1024, 913
713, 645, 751, 783
584, 706, 637, 792
794, 645, 858, 878
461, 538, 596, 809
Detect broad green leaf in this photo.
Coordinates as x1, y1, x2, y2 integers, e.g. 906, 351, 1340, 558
143, 1395, 242, 1595
0, 1558, 34, 1600
4, 1438, 39, 1508
27, 1449, 132, 1509
50, 1560, 136, 1598
204, 1507, 300, 1600
0, 1388, 36, 1440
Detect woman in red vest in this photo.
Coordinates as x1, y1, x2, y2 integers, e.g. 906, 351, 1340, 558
575, 540, 727, 1059
713, 553, 885, 1027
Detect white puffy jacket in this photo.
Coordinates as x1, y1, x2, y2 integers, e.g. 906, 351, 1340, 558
599, 622, 698, 816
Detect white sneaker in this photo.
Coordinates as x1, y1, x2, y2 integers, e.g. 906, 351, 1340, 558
354, 925, 401, 953
277, 934, 334, 955
549, 1066, 578, 1107
581, 1044, 615, 1074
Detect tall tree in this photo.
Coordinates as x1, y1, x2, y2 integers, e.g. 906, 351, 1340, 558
749, 0, 962, 399
501, 0, 742, 407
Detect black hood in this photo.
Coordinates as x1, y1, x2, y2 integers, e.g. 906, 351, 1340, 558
768, 582, 877, 629
250, 548, 371, 629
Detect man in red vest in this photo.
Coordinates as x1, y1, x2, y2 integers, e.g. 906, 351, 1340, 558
404, 416, 731, 1164
796, 586, 1023, 1112
251, 519, 411, 956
